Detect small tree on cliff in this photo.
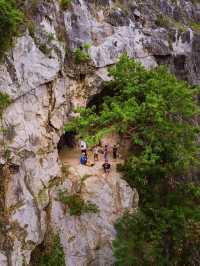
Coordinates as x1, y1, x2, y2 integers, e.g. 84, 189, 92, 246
65, 54, 200, 265
0, 0, 23, 60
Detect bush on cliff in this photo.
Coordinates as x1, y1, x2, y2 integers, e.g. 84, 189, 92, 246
0, 92, 11, 117
0, 0, 23, 60
32, 234, 65, 266
60, 0, 71, 10
65, 54, 200, 265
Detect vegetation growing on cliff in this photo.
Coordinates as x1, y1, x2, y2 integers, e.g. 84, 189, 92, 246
0, 0, 23, 59
0, 92, 11, 117
74, 48, 91, 64
60, 0, 71, 10
0, 92, 12, 160
32, 234, 65, 266
59, 190, 99, 216
65, 54, 200, 265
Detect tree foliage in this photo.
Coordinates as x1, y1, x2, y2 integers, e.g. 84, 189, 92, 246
65, 54, 200, 265
35, 234, 65, 266
0, 0, 23, 59
0, 92, 11, 117
113, 183, 200, 266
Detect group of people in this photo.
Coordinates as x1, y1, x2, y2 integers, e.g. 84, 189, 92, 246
79, 139, 119, 175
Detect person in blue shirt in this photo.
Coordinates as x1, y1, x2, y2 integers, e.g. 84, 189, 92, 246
80, 152, 87, 165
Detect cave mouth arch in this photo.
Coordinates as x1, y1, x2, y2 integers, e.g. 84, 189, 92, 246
57, 131, 77, 153
57, 83, 115, 155
87, 83, 116, 112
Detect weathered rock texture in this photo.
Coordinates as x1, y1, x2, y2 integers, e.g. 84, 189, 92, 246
0, 0, 200, 265
51, 158, 138, 266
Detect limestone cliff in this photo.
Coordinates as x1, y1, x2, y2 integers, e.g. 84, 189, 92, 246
0, 0, 200, 265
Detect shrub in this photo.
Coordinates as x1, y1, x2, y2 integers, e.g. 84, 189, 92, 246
83, 43, 92, 49
35, 234, 65, 266
59, 191, 99, 216
0, 0, 24, 60
155, 15, 170, 28
74, 48, 91, 64
60, 0, 71, 10
190, 21, 200, 32
47, 32, 55, 43
0, 92, 11, 117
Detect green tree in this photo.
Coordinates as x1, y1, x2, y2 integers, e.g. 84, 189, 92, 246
0, 0, 23, 60
65, 54, 200, 265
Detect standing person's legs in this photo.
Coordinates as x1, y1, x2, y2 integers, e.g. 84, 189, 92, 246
84, 155, 87, 165
106, 168, 110, 176
104, 152, 108, 161
94, 153, 98, 161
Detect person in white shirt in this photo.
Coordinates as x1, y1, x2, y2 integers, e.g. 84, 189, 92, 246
80, 139, 87, 157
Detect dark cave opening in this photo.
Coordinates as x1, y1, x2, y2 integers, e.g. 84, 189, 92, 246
87, 83, 116, 112
57, 131, 76, 153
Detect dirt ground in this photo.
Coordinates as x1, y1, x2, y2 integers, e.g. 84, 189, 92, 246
59, 145, 123, 178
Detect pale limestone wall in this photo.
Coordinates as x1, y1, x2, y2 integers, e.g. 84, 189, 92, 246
0, 0, 200, 265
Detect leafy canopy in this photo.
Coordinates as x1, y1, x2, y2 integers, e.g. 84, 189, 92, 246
65, 53, 199, 181
113, 183, 200, 266
0, 0, 23, 60
65, 54, 200, 265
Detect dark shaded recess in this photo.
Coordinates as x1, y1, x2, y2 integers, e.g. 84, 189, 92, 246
30, 241, 46, 266
57, 131, 76, 152
87, 82, 117, 112
173, 54, 186, 72
154, 54, 190, 83
181, 30, 191, 43
9, 164, 19, 174
173, 54, 189, 82
105, 10, 130, 27
154, 54, 171, 65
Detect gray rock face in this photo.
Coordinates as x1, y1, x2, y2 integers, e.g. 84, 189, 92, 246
0, 0, 200, 265
51, 164, 138, 266
0, 253, 7, 266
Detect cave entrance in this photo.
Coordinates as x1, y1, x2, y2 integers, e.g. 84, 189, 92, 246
87, 83, 116, 112
58, 85, 117, 165
57, 131, 79, 165
57, 131, 77, 153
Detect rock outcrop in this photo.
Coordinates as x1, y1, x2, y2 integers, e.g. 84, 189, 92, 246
51, 152, 138, 266
0, 0, 200, 265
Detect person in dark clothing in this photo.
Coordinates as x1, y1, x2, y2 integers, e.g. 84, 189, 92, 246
103, 160, 111, 175
113, 145, 118, 159
104, 144, 109, 161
